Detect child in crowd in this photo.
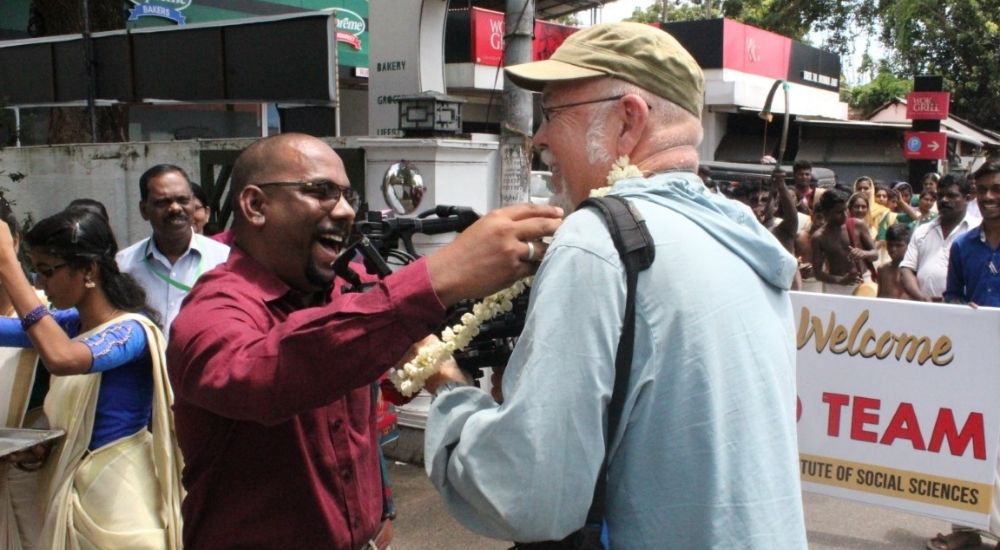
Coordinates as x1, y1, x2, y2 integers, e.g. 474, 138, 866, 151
812, 189, 879, 295
876, 223, 912, 299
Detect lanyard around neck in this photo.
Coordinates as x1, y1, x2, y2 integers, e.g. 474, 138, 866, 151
144, 248, 205, 292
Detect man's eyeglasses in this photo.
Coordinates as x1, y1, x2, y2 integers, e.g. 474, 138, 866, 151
256, 180, 360, 210
540, 95, 625, 123
35, 263, 68, 278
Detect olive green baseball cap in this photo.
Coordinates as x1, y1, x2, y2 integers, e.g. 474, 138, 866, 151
505, 22, 704, 119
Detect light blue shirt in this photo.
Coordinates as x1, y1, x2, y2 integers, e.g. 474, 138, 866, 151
425, 172, 807, 548
116, 231, 230, 336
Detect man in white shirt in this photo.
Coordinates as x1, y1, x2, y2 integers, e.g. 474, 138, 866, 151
900, 173, 976, 301
117, 164, 230, 335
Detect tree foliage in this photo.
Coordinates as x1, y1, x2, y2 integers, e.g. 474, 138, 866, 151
878, 0, 1000, 129
622, 0, 1000, 129
846, 62, 912, 118
626, 1, 714, 23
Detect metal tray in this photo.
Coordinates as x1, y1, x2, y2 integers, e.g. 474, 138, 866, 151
0, 428, 64, 458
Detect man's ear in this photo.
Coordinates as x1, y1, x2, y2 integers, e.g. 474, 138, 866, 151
139, 200, 150, 222
238, 186, 268, 227
616, 94, 650, 158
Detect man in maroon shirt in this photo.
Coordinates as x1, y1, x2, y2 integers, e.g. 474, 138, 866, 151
167, 133, 561, 549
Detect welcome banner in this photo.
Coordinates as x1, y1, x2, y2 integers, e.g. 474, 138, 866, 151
792, 292, 1000, 528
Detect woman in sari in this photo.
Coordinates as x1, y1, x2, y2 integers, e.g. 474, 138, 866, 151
853, 176, 896, 264
0, 208, 182, 550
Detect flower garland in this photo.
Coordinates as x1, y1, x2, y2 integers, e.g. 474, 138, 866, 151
390, 156, 643, 397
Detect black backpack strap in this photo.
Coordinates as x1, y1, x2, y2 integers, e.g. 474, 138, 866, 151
579, 196, 655, 539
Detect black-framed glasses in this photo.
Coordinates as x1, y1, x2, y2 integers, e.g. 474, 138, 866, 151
35, 263, 68, 278
540, 95, 625, 122
256, 180, 360, 210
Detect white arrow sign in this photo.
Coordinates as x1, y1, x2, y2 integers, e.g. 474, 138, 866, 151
928, 141, 941, 152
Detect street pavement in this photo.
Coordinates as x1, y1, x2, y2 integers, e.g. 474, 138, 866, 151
388, 460, 994, 549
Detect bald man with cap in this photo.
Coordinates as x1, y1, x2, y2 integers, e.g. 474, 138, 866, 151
422, 22, 807, 548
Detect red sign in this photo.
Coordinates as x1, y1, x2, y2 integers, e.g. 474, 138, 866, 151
906, 92, 950, 120
903, 131, 947, 160
470, 8, 578, 67
722, 19, 791, 80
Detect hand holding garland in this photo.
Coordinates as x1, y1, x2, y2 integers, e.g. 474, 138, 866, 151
391, 157, 644, 397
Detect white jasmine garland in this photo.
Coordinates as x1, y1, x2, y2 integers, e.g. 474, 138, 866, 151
390, 155, 643, 397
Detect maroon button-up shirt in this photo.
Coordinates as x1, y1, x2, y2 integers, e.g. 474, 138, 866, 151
167, 247, 445, 549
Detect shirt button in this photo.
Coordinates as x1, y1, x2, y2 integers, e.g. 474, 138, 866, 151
331, 419, 343, 431
341, 467, 352, 480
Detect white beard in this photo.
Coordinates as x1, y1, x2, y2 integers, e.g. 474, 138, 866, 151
539, 149, 575, 214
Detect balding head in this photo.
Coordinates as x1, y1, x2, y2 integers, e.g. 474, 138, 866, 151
229, 133, 354, 293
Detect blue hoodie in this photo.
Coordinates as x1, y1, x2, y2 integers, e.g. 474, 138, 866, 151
426, 169, 807, 549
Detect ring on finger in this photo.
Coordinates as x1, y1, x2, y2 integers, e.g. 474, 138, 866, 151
525, 241, 536, 262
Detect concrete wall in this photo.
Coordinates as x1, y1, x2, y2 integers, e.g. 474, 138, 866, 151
0, 139, 253, 248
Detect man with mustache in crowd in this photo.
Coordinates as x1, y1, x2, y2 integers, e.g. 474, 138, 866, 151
421, 23, 806, 548
167, 133, 562, 549
116, 165, 230, 336
900, 173, 976, 302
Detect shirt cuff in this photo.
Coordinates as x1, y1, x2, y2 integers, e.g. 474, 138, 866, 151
385, 257, 448, 341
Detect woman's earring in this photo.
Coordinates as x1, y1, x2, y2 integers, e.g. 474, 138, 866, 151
84, 278, 96, 289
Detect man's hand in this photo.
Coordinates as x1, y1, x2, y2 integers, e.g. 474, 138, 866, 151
427, 204, 562, 306
838, 270, 862, 286
423, 358, 469, 395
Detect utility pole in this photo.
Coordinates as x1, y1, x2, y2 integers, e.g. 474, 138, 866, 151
80, 0, 98, 143
500, 0, 534, 206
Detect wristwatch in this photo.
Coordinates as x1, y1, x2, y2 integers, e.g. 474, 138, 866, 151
432, 381, 469, 401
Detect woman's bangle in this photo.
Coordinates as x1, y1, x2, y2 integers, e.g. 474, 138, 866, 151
20, 305, 50, 331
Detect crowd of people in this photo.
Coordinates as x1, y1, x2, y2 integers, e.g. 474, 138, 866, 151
0, 20, 996, 550
707, 159, 997, 309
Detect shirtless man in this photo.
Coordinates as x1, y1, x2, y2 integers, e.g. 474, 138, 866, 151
811, 188, 878, 295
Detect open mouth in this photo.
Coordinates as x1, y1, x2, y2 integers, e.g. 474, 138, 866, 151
315, 232, 347, 262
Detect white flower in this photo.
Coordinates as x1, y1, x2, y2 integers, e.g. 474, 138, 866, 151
392, 276, 534, 397
593, 155, 642, 198
394, 157, 644, 398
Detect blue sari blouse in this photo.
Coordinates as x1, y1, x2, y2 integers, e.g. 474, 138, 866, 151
0, 309, 152, 450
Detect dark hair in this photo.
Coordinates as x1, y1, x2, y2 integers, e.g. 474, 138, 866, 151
25, 209, 159, 325
815, 187, 848, 214
939, 173, 972, 196
793, 160, 812, 174
973, 160, 1000, 181
847, 192, 869, 210
885, 223, 912, 244
697, 165, 711, 177
139, 164, 189, 203
921, 172, 941, 185
919, 189, 937, 200
190, 182, 209, 206
66, 198, 109, 222
0, 197, 19, 238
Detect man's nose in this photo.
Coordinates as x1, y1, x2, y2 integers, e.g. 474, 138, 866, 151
328, 195, 355, 219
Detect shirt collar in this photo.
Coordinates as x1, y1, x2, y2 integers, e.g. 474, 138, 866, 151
226, 246, 323, 305
143, 229, 199, 262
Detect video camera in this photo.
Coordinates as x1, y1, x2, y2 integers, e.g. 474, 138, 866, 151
332, 205, 528, 377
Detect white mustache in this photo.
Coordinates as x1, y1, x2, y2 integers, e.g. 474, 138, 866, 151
539, 149, 556, 169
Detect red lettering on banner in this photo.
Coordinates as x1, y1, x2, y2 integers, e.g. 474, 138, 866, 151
880, 402, 926, 450
823, 392, 849, 436
929, 409, 986, 460
820, 393, 986, 460
851, 396, 881, 443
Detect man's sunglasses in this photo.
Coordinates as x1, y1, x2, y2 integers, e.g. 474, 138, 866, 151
256, 180, 360, 210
